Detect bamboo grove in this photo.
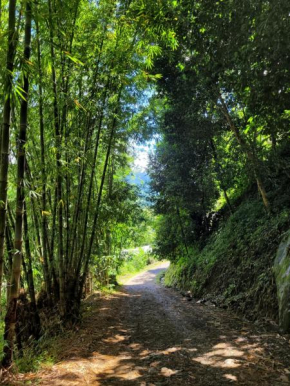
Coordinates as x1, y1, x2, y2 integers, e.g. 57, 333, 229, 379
0, 0, 177, 366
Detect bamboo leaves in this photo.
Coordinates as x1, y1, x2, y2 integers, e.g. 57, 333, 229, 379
0, 0, 175, 365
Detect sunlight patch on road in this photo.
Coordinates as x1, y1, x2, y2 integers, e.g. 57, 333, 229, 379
125, 261, 170, 287
102, 334, 128, 344
212, 342, 245, 357
139, 349, 152, 357
160, 367, 180, 377
53, 353, 144, 384
193, 342, 244, 369
127, 271, 156, 286
129, 343, 142, 350
161, 346, 182, 355
224, 373, 238, 381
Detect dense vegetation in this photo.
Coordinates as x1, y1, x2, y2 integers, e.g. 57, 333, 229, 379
0, 0, 174, 367
148, 0, 290, 330
1, 0, 290, 372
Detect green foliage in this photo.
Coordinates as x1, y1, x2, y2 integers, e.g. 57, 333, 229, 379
0, 0, 175, 366
145, 0, 290, 327
91, 201, 157, 289
163, 256, 191, 289
16, 346, 56, 373
118, 248, 156, 279
0, 320, 6, 363
0, 0, 290, 367
164, 196, 290, 320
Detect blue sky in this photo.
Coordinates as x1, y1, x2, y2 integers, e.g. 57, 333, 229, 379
132, 139, 156, 173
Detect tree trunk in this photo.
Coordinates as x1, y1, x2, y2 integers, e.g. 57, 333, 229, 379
23, 203, 41, 339
78, 106, 120, 300
218, 92, 271, 212
70, 82, 109, 274
35, 12, 52, 301
0, 0, 17, 310
210, 139, 233, 214
2, 0, 31, 367
5, 211, 14, 303
48, 0, 65, 316
176, 206, 189, 257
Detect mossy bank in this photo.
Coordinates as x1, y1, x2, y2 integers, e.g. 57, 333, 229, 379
163, 197, 290, 329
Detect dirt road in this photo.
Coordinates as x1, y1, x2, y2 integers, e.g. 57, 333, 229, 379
23, 262, 290, 385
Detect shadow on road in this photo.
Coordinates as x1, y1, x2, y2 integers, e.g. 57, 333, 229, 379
32, 263, 290, 386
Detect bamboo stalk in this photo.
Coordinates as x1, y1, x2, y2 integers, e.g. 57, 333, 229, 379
0, 0, 17, 311
3, 0, 32, 367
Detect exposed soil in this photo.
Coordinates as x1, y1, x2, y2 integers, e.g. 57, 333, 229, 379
15, 262, 290, 385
